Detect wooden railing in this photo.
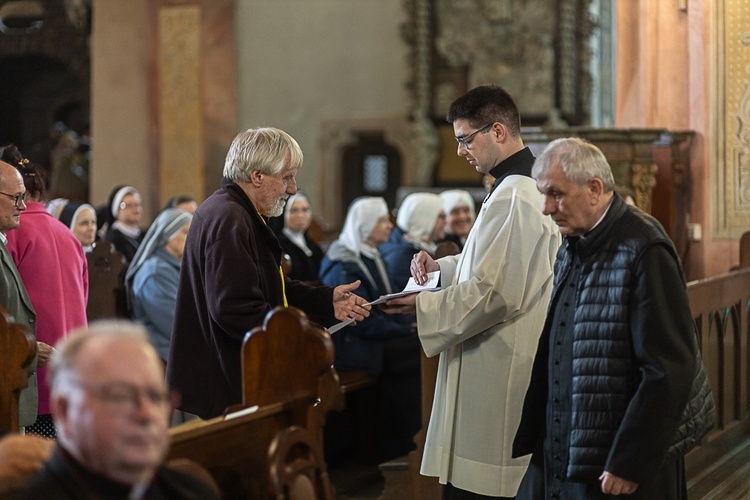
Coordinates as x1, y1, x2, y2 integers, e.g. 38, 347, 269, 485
686, 268, 750, 477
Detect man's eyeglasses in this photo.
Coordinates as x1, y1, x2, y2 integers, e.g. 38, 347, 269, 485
0, 191, 26, 208
455, 123, 494, 150
74, 380, 170, 414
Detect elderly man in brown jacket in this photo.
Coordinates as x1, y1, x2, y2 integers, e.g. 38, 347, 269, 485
168, 127, 370, 419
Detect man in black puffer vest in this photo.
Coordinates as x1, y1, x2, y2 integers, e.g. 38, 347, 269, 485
513, 137, 700, 499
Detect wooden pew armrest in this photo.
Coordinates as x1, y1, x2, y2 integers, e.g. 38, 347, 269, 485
336, 370, 377, 394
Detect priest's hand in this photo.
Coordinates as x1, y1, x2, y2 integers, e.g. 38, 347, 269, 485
411, 251, 439, 285
380, 292, 418, 316
332, 280, 371, 325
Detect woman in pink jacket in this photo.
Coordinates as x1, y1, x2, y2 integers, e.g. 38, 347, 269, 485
1, 145, 88, 439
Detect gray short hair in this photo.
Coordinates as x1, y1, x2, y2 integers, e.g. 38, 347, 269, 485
49, 320, 151, 393
531, 137, 615, 191
223, 127, 303, 182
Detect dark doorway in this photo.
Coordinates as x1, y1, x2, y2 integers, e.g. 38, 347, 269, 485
341, 132, 402, 221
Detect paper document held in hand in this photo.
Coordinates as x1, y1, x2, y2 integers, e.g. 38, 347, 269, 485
365, 270, 441, 306
327, 271, 440, 334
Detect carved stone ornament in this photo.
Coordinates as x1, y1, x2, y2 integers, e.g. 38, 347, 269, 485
737, 80, 750, 207
631, 162, 659, 214
401, 0, 595, 182
714, 0, 750, 235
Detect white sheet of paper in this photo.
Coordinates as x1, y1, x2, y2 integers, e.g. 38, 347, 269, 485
366, 271, 441, 306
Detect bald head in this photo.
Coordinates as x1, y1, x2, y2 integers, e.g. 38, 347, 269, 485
50, 321, 171, 486
0, 161, 26, 233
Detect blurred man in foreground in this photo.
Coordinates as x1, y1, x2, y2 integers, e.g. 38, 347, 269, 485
18, 321, 219, 499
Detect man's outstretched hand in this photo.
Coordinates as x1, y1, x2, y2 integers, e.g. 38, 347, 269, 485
332, 280, 371, 325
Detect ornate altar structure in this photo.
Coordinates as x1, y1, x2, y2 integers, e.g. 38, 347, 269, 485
523, 128, 694, 254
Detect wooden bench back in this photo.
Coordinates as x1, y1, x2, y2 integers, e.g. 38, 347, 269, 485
684, 267, 750, 480
242, 307, 337, 409
168, 306, 341, 499
740, 231, 750, 269
0, 306, 36, 432
86, 240, 129, 321
268, 425, 335, 500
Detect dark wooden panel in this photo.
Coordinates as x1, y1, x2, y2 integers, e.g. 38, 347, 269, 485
686, 268, 750, 492
0, 307, 36, 432
167, 307, 343, 499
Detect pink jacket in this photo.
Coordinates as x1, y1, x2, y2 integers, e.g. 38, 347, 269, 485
6, 202, 88, 415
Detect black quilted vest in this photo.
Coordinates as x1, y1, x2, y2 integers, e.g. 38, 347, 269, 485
552, 196, 685, 479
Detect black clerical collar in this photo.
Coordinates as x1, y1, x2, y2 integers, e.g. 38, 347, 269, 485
487, 147, 535, 196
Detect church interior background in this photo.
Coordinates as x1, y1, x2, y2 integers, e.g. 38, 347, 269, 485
0, 0, 747, 282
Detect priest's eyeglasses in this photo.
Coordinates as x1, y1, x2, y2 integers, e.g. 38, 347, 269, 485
0, 191, 26, 208
455, 123, 494, 150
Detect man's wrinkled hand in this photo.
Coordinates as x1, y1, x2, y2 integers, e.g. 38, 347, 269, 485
36, 342, 55, 367
332, 280, 371, 325
600, 471, 638, 496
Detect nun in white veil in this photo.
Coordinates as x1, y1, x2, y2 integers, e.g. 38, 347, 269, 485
322, 197, 394, 296
125, 208, 192, 362
319, 196, 421, 461
380, 192, 445, 291
439, 189, 476, 250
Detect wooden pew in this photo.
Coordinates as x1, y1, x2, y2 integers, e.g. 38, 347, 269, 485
167, 306, 343, 499
0, 305, 36, 432
268, 425, 336, 500
739, 231, 750, 269
685, 268, 750, 496
86, 240, 129, 321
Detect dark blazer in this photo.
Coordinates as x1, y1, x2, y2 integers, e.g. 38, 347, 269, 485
167, 179, 334, 419
17, 446, 219, 499
0, 241, 37, 427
